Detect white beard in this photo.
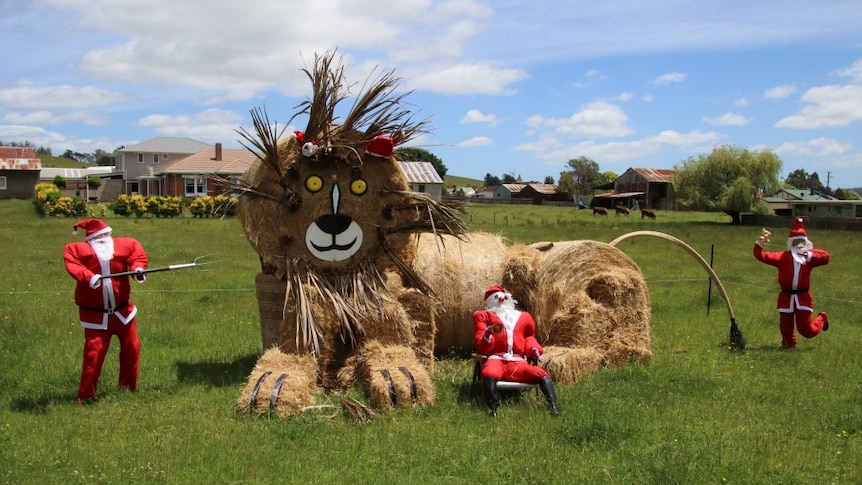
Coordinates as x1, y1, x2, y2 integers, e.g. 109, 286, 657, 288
488, 296, 521, 326
789, 238, 813, 264
90, 236, 115, 262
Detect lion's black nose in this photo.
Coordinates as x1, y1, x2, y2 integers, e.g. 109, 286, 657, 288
315, 214, 352, 235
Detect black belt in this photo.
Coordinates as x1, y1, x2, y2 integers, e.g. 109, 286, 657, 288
781, 288, 809, 295
81, 302, 130, 313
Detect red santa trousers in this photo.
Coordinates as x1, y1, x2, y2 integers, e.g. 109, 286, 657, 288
78, 315, 140, 402
481, 358, 548, 384
779, 310, 827, 348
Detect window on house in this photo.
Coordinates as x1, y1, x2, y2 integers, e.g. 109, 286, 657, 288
184, 177, 207, 196
137, 153, 144, 163
418, 184, 426, 193
153, 154, 159, 164
162, 153, 169, 160
0, 176, 6, 190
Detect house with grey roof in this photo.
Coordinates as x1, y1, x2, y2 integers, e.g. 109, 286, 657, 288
398, 161, 444, 200
114, 137, 212, 195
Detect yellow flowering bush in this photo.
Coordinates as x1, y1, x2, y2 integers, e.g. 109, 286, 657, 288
111, 195, 183, 217
33, 182, 86, 217
189, 195, 238, 217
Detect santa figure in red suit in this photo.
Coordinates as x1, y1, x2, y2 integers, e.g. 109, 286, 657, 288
753, 217, 830, 349
64, 219, 148, 403
473, 285, 559, 417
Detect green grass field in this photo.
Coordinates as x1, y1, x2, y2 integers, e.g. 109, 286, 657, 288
1, 200, 860, 484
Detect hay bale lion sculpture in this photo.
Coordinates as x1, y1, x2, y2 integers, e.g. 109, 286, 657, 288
234, 52, 652, 418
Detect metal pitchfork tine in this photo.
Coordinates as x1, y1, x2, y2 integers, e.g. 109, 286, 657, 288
100, 254, 223, 279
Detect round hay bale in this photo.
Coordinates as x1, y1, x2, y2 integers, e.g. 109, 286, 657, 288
526, 240, 652, 356
412, 232, 508, 354
540, 345, 603, 385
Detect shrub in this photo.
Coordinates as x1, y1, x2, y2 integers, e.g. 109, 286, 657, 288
189, 195, 239, 218
87, 176, 102, 189
50, 196, 87, 217
32, 182, 84, 216
111, 194, 183, 218
52, 175, 67, 189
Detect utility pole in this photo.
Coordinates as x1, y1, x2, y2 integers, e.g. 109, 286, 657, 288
827, 171, 832, 189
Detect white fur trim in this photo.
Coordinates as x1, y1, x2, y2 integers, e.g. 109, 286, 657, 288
85, 226, 112, 240
88, 274, 101, 289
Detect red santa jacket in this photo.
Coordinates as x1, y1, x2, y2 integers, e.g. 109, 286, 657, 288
473, 309, 543, 360
64, 237, 148, 329
753, 244, 829, 312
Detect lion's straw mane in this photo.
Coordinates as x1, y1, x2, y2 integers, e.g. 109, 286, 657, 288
233, 51, 466, 356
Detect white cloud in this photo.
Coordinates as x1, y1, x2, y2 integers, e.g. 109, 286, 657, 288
405, 63, 528, 95
460, 109, 497, 124
764, 85, 797, 99
136, 108, 244, 143
457, 136, 493, 147
652, 72, 686, 86
775, 84, 862, 128
837, 59, 862, 82
2, 110, 108, 126
702, 112, 752, 126
774, 137, 852, 157
528, 102, 633, 138
0, 85, 130, 110
734, 97, 750, 107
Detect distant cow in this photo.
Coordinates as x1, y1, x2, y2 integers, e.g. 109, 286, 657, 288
641, 208, 656, 219
615, 205, 630, 216
593, 207, 608, 217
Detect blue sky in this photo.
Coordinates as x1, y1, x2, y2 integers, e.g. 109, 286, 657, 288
3, 0, 862, 188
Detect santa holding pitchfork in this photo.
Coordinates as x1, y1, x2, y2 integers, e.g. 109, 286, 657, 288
753, 217, 830, 349
64, 219, 148, 404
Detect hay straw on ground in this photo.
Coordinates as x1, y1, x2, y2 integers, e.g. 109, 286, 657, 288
237, 347, 318, 418
412, 232, 508, 354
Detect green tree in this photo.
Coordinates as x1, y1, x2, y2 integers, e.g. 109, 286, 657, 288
544, 175, 555, 184
501, 173, 517, 184
483, 173, 501, 186
834, 188, 861, 200
562, 156, 600, 196
94, 149, 114, 166
673, 145, 782, 224
556, 171, 576, 196
599, 170, 618, 186
395, 147, 447, 178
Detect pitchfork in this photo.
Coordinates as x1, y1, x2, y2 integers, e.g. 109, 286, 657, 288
100, 254, 222, 279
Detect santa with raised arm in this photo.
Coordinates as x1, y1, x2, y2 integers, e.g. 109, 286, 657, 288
473, 285, 559, 417
753, 217, 830, 349
63, 219, 148, 403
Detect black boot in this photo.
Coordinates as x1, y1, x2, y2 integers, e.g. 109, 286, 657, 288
539, 377, 560, 416
483, 378, 499, 417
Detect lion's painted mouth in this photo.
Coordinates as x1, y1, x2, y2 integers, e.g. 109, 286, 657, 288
304, 184, 364, 262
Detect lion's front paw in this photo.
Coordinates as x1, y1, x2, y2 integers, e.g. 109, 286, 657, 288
237, 347, 318, 418
354, 341, 435, 409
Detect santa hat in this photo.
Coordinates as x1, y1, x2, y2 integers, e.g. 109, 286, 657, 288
73, 219, 112, 240
788, 217, 808, 240
365, 135, 394, 158
484, 285, 507, 305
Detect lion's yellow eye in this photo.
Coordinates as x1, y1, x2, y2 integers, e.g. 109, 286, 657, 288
305, 175, 323, 193
350, 179, 367, 195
